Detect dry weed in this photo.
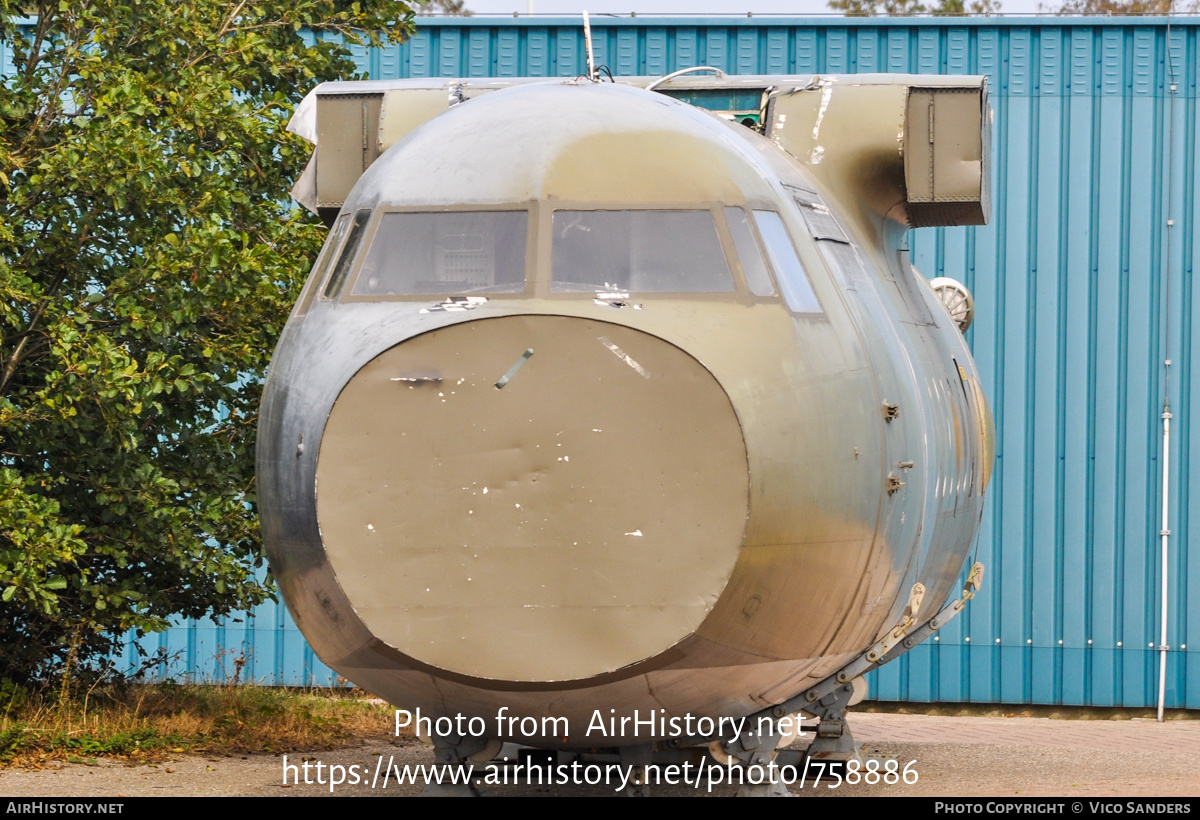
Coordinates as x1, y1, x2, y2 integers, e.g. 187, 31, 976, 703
0, 684, 399, 768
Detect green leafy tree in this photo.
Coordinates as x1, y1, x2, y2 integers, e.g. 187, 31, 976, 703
416, 0, 472, 15
1041, 0, 1198, 12
0, 0, 414, 685
829, 0, 1000, 14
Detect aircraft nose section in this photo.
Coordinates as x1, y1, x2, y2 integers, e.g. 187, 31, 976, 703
315, 315, 749, 683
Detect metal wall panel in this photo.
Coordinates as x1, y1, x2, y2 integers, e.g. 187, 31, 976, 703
112, 574, 340, 687
0, 30, 13, 77
89, 18, 1199, 707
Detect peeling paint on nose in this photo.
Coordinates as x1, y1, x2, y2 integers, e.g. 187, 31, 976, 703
315, 315, 749, 683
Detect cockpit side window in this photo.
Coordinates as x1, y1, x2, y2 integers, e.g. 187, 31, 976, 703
752, 210, 821, 313
723, 207, 776, 297
297, 212, 350, 315
323, 208, 372, 300
551, 210, 734, 294
353, 211, 528, 296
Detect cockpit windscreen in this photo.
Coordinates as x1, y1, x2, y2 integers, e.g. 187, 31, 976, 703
551, 210, 734, 293
353, 211, 528, 296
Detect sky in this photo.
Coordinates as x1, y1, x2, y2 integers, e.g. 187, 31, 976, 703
453, 0, 1048, 19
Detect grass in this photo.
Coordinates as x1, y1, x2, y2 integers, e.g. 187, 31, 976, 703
0, 683, 407, 768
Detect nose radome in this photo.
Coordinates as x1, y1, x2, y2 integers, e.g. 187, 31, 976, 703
315, 315, 750, 683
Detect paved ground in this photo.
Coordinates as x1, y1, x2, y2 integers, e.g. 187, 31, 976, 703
2, 710, 1198, 797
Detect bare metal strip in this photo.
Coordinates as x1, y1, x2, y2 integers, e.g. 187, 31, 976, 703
495, 348, 534, 389
598, 337, 651, 379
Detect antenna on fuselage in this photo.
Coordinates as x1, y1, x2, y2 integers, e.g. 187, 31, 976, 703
582, 11, 597, 82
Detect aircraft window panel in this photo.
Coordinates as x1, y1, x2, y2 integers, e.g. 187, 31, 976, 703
723, 206, 776, 297
353, 211, 528, 296
818, 239, 871, 288
797, 203, 849, 244
752, 210, 822, 314
790, 188, 849, 243
301, 212, 351, 311
551, 210, 734, 294
323, 209, 372, 299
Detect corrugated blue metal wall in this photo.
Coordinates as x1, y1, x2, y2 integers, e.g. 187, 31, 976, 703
112, 574, 341, 688
113, 17, 1200, 707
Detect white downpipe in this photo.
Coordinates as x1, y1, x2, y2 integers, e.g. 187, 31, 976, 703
1158, 399, 1171, 723
1158, 19, 1178, 724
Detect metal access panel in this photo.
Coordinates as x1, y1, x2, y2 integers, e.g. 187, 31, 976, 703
904, 86, 989, 228
377, 87, 454, 153
315, 93, 383, 218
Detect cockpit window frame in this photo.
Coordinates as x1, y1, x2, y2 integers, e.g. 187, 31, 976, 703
751, 208, 824, 315
337, 203, 536, 304
722, 205, 779, 298
537, 201, 782, 304
310, 201, 804, 306
295, 211, 352, 317
319, 208, 373, 302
